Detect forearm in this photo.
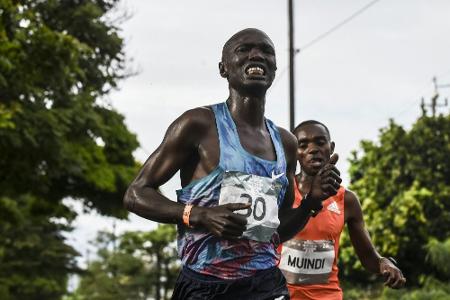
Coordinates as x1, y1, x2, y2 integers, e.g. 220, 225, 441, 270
124, 183, 184, 224
357, 245, 382, 274
278, 206, 312, 243
349, 226, 382, 274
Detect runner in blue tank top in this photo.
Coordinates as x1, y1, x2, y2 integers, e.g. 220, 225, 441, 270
124, 28, 342, 299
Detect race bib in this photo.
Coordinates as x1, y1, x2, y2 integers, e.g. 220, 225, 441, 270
279, 240, 335, 285
218, 170, 282, 242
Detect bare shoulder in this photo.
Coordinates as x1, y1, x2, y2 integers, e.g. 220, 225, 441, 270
165, 106, 215, 141
277, 126, 297, 153
276, 126, 297, 172
175, 106, 215, 131
344, 189, 363, 222
344, 189, 360, 205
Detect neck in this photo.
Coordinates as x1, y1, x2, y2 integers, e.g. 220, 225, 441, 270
297, 171, 315, 195
226, 88, 266, 127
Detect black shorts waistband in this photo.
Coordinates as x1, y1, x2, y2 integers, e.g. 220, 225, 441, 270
181, 265, 278, 283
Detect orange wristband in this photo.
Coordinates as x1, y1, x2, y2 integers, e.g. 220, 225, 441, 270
182, 204, 194, 228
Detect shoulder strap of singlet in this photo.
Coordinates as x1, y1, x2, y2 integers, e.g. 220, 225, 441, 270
212, 102, 287, 170
210, 102, 235, 168
265, 118, 286, 172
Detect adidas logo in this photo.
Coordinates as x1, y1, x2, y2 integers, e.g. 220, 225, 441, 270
327, 200, 341, 214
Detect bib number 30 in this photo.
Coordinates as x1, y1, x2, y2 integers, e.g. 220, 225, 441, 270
238, 193, 266, 221
218, 170, 281, 242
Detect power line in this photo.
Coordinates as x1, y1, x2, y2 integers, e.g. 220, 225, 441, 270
380, 74, 450, 122
299, 0, 383, 52
272, 0, 383, 89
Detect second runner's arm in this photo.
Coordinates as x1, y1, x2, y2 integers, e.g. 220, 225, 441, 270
345, 190, 406, 288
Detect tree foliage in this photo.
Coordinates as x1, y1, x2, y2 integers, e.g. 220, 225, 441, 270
0, 0, 138, 214
339, 113, 450, 286
344, 238, 450, 300
71, 225, 180, 300
0, 1, 139, 298
0, 195, 79, 300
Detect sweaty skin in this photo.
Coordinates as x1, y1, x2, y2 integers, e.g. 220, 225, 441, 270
293, 122, 406, 290
123, 28, 342, 245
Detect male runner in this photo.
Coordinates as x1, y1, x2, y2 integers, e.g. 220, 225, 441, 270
278, 120, 406, 300
124, 29, 341, 299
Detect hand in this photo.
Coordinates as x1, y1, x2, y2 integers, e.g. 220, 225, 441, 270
310, 153, 341, 202
190, 203, 251, 240
380, 257, 406, 289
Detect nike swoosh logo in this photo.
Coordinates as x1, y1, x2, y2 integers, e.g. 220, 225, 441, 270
271, 171, 284, 180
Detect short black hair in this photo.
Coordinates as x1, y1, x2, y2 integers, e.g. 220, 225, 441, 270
293, 120, 331, 140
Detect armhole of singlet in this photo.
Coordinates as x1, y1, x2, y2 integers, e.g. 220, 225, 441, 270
339, 187, 345, 209
292, 177, 302, 208
210, 103, 224, 169
265, 118, 286, 171
175, 104, 224, 195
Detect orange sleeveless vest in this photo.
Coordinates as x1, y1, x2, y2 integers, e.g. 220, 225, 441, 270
278, 179, 345, 300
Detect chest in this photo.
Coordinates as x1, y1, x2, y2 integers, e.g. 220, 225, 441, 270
198, 122, 278, 171
180, 107, 285, 188
298, 198, 345, 240
236, 125, 277, 161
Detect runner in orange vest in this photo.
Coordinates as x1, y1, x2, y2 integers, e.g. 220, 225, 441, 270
278, 120, 406, 300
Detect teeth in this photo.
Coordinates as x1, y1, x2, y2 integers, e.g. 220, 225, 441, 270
247, 66, 264, 75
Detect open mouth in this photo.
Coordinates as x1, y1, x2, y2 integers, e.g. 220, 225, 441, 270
245, 65, 265, 76
309, 157, 323, 167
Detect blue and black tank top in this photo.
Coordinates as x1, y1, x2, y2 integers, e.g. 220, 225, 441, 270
176, 101, 288, 279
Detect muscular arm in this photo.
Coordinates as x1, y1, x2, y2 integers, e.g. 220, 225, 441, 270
123, 107, 248, 238
345, 190, 381, 273
123, 108, 207, 224
345, 190, 405, 288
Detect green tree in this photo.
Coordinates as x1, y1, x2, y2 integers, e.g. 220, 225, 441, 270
0, 1, 138, 299
339, 113, 450, 287
0, 195, 79, 300
343, 238, 450, 300
0, 103, 18, 128
72, 225, 180, 300
380, 238, 450, 300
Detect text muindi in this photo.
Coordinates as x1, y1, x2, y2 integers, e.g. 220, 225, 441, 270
287, 255, 326, 270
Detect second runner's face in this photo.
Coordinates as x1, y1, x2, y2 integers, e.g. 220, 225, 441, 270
223, 30, 277, 92
296, 124, 335, 176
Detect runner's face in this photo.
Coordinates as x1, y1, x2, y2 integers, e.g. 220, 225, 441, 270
295, 124, 334, 176
222, 30, 277, 93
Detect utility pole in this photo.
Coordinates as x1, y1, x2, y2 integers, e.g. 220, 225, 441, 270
112, 220, 117, 253
288, 0, 295, 131
422, 76, 449, 117
111, 220, 117, 278
86, 248, 90, 266
421, 76, 449, 117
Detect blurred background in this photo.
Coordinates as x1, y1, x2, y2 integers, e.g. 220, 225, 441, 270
0, 0, 449, 299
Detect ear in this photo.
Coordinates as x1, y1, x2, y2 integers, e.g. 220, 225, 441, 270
330, 141, 335, 154
219, 62, 228, 78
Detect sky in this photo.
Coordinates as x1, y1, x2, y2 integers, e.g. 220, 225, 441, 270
65, 0, 450, 268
